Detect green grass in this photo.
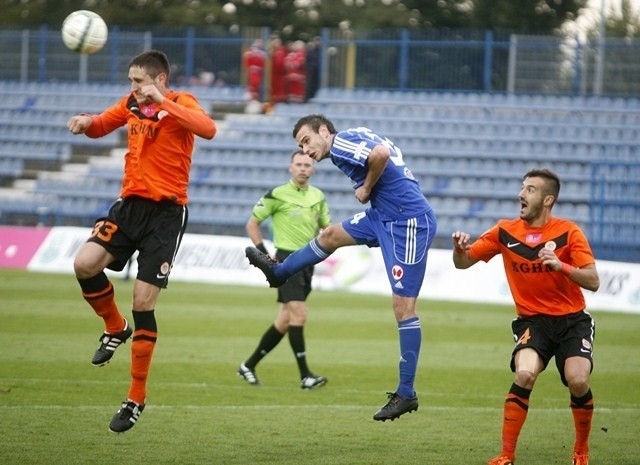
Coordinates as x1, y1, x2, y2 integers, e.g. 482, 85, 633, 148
1, 269, 639, 464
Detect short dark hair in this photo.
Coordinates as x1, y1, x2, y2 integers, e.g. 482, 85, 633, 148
524, 168, 561, 201
129, 50, 170, 80
292, 114, 337, 139
290, 148, 305, 161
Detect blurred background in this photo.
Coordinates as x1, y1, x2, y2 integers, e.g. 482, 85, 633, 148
0, 0, 638, 263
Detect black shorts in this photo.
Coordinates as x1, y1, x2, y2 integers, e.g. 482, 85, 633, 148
87, 196, 188, 288
275, 250, 313, 303
510, 310, 596, 386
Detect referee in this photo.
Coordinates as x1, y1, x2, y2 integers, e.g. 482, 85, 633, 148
238, 149, 331, 389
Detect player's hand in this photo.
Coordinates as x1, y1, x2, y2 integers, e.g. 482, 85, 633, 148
538, 248, 561, 271
451, 231, 471, 251
354, 186, 371, 204
67, 115, 93, 134
136, 84, 164, 104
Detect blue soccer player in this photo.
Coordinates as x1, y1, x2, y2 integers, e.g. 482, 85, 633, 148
246, 114, 437, 421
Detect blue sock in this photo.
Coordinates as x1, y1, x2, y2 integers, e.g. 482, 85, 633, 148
396, 316, 421, 398
274, 238, 331, 279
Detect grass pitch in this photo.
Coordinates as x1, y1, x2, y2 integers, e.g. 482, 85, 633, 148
1, 269, 639, 464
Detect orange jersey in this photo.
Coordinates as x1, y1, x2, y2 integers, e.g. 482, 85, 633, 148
468, 216, 596, 317
85, 91, 216, 204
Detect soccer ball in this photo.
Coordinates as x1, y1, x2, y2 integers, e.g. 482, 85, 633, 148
61, 10, 108, 55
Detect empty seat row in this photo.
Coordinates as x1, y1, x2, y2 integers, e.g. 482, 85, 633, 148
0, 141, 72, 163
0, 157, 23, 178
1, 85, 638, 253
313, 88, 640, 110
0, 124, 120, 147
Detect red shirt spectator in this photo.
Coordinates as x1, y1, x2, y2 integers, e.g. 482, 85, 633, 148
270, 38, 288, 104
285, 40, 307, 103
243, 39, 266, 101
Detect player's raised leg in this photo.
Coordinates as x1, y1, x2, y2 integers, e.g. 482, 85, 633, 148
246, 233, 337, 288
74, 241, 132, 366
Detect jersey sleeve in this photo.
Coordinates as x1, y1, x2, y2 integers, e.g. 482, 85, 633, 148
331, 130, 372, 167
319, 195, 331, 228
159, 92, 217, 140
468, 224, 502, 262
84, 97, 130, 138
568, 225, 596, 268
250, 191, 278, 223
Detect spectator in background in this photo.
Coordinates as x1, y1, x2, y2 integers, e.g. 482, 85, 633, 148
67, 49, 217, 433
238, 149, 331, 389
243, 39, 266, 101
269, 37, 288, 104
451, 168, 599, 465
285, 40, 307, 103
305, 37, 321, 101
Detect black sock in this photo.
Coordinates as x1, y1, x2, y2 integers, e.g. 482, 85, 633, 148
288, 325, 310, 378
245, 324, 284, 369
571, 389, 593, 407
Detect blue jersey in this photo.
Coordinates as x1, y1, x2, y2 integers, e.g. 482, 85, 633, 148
330, 127, 432, 221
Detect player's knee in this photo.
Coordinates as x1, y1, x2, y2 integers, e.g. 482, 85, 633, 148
73, 254, 98, 278
317, 228, 337, 248
291, 315, 307, 326
317, 224, 350, 250
132, 291, 157, 310
288, 305, 308, 325
132, 286, 160, 311
565, 371, 590, 394
514, 370, 537, 389
564, 357, 591, 393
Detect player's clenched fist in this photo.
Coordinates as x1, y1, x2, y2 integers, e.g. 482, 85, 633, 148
67, 115, 92, 134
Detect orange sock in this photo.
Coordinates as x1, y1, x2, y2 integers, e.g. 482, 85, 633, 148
501, 383, 531, 459
78, 274, 125, 334
127, 310, 157, 405
571, 389, 594, 455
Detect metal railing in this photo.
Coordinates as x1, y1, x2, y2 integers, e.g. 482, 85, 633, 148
1, 26, 640, 97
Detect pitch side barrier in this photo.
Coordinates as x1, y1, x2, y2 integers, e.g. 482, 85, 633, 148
1, 225, 638, 314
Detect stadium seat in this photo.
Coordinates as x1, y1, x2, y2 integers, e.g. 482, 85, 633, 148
1, 84, 639, 260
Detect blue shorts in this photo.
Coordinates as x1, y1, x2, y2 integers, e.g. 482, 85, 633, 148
341, 208, 437, 297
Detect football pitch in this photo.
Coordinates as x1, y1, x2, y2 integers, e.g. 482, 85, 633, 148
1, 269, 638, 465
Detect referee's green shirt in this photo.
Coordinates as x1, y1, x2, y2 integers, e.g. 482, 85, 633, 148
251, 180, 331, 252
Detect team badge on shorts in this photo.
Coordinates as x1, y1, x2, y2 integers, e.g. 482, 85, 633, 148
157, 261, 170, 279
391, 265, 404, 280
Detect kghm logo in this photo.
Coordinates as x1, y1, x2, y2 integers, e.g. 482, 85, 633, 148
130, 122, 158, 138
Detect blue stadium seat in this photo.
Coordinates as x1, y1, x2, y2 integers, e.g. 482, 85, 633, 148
1, 85, 638, 260
0, 157, 24, 179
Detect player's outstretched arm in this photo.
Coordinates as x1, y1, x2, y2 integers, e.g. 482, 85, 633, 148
451, 231, 478, 269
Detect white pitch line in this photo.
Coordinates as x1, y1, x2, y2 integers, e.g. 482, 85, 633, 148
0, 404, 638, 413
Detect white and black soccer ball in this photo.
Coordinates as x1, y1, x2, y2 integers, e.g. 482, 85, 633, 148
61, 10, 108, 55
